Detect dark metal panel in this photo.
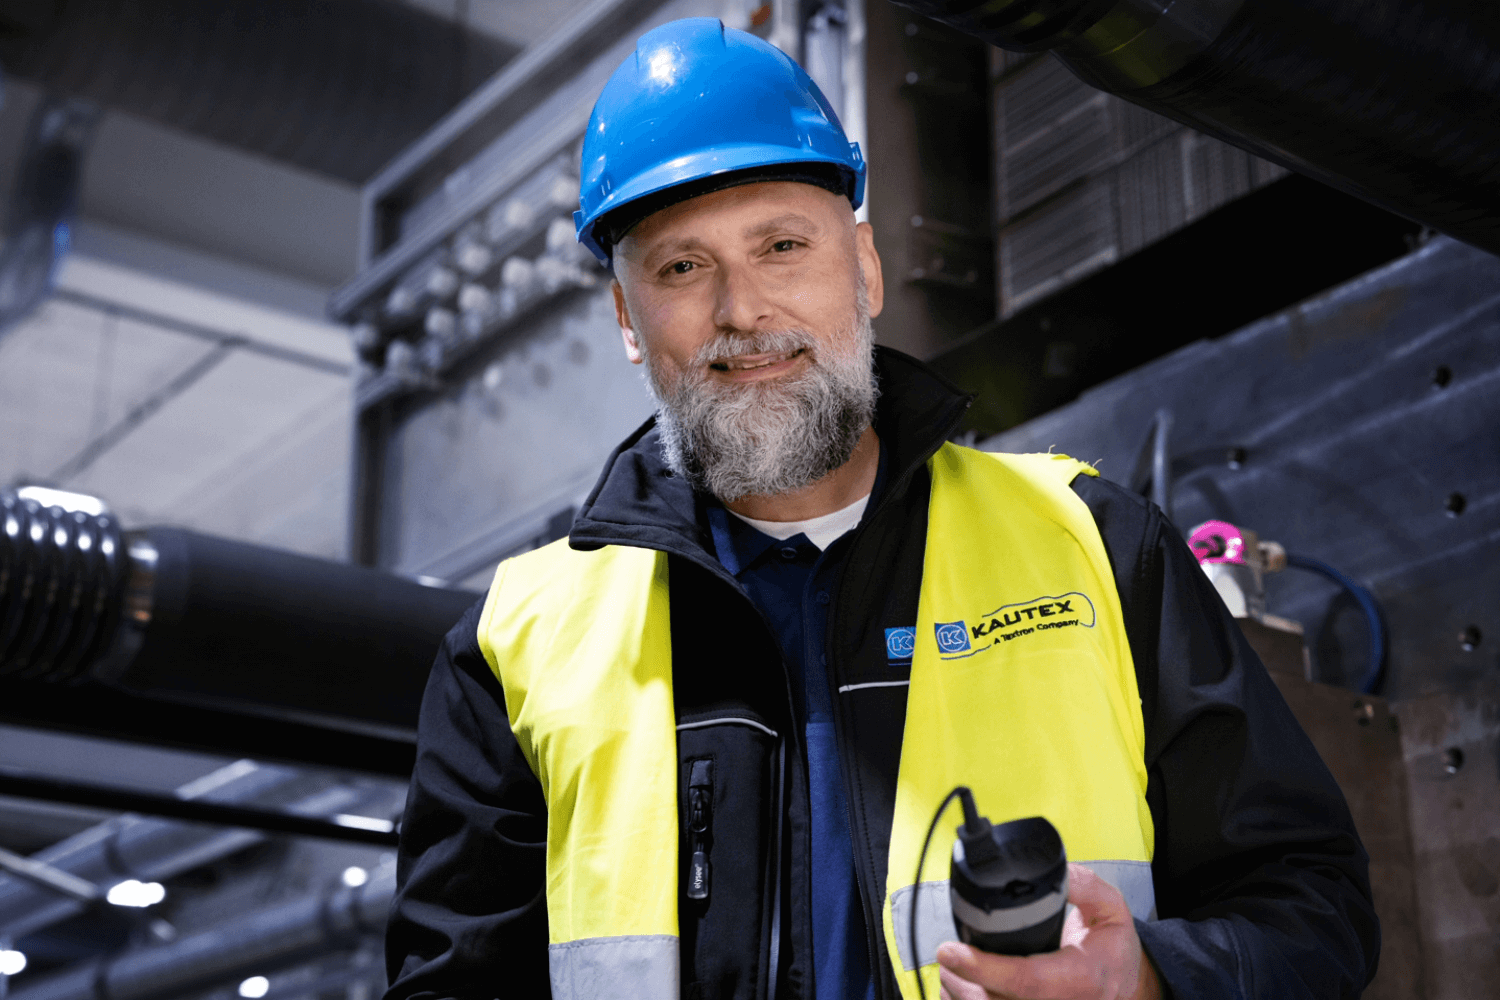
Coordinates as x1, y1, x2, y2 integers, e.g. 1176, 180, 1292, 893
1395, 684, 1500, 1000
864, 1, 995, 359
1266, 672, 1424, 1000
983, 236, 1500, 701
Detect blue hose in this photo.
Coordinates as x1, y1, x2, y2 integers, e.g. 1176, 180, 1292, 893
1284, 554, 1387, 694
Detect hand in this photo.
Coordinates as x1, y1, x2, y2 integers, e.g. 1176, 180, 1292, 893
935, 864, 1163, 1000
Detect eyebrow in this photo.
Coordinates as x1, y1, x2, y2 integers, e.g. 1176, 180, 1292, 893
742, 213, 820, 240
637, 213, 824, 270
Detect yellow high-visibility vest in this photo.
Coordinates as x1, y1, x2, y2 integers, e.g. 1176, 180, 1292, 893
478, 446, 1153, 1000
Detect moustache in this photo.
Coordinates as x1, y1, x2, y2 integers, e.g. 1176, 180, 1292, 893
692, 329, 818, 369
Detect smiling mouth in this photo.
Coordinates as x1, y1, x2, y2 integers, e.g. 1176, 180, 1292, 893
710, 348, 806, 372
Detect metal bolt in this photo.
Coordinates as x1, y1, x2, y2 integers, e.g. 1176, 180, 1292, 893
1226, 447, 1247, 470
1443, 747, 1464, 775
1432, 365, 1452, 388
1460, 625, 1482, 652
1445, 493, 1466, 517
1353, 700, 1375, 726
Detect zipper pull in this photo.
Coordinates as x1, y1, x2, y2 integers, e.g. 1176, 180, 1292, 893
687, 759, 713, 902
688, 844, 710, 900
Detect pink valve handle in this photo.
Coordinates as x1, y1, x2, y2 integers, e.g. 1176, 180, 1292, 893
1189, 519, 1246, 565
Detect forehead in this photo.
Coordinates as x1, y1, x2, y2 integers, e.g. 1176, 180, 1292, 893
621, 180, 849, 254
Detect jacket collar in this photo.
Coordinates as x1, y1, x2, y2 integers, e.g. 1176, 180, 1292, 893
569, 346, 974, 562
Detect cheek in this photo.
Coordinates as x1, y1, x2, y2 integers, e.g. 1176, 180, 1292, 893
635, 287, 711, 366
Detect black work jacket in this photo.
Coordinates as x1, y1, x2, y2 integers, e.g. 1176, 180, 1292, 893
385, 348, 1377, 1000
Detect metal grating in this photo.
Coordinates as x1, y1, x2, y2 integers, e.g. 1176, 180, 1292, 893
1001, 94, 1113, 219
1000, 178, 1118, 313
1116, 135, 1188, 255
993, 54, 1289, 316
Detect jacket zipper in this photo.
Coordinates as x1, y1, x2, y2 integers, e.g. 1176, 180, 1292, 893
824, 445, 963, 1000
663, 552, 806, 1000
764, 739, 785, 1000
825, 567, 891, 998
687, 758, 714, 901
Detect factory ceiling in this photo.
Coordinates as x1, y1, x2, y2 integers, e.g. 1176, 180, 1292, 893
0, 0, 533, 184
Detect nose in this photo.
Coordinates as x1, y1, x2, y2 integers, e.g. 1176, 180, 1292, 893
711, 260, 775, 334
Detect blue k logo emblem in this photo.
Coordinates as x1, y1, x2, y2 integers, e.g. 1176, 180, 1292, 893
934, 621, 971, 654
885, 626, 916, 662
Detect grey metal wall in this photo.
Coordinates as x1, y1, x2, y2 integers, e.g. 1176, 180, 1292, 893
331, 0, 757, 576
378, 286, 651, 588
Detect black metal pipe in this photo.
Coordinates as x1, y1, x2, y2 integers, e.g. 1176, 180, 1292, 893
106, 527, 477, 730
0, 770, 399, 847
893, 0, 1500, 256
0, 678, 420, 776
1, 492, 478, 764
0, 493, 127, 683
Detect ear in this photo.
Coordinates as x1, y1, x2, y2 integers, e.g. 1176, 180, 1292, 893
613, 279, 644, 364
854, 221, 884, 319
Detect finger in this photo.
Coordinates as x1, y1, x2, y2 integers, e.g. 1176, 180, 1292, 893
937, 941, 1025, 982
937, 939, 1093, 999
1065, 863, 1130, 925
938, 960, 1005, 1000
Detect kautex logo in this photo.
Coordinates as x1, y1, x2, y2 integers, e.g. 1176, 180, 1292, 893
885, 626, 917, 662
934, 592, 1097, 659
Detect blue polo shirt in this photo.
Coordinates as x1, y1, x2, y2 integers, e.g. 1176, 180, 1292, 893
706, 453, 887, 1000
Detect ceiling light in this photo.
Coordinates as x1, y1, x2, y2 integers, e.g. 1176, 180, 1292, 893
106, 879, 166, 908
332, 814, 394, 833
341, 866, 368, 888
238, 976, 270, 999
0, 949, 26, 976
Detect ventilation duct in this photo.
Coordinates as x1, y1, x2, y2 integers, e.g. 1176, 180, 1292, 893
894, 0, 1500, 256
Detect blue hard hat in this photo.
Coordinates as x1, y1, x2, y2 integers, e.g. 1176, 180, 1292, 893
574, 17, 866, 263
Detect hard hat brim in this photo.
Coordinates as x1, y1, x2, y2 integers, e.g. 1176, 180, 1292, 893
577, 141, 865, 263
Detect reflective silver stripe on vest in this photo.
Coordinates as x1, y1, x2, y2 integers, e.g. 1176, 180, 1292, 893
1080, 859, 1157, 921
890, 861, 1156, 971
549, 935, 679, 999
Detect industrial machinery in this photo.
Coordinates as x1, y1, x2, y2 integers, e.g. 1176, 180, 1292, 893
0, 489, 476, 775
0, 491, 467, 1000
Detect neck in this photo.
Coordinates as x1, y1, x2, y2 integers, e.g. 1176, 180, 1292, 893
722, 425, 880, 522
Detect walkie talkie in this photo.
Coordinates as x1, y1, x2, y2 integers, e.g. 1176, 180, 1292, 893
948, 788, 1068, 955
912, 786, 1069, 1000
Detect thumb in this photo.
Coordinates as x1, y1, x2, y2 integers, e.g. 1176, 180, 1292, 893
1065, 863, 1132, 925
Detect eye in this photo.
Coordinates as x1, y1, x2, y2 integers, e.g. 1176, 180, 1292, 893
669, 260, 695, 275
771, 239, 798, 253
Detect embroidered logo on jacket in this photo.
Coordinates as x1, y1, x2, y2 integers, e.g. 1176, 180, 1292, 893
885, 626, 917, 662
935, 592, 1097, 659
934, 621, 971, 654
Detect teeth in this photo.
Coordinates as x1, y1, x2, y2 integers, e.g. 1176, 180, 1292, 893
722, 350, 796, 370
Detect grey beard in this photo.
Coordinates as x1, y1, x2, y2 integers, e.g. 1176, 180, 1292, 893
642, 302, 878, 502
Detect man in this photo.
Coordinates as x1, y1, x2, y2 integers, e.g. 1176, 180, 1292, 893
385, 18, 1377, 1000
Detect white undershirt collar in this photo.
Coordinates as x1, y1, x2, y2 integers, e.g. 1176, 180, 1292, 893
727, 490, 871, 550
